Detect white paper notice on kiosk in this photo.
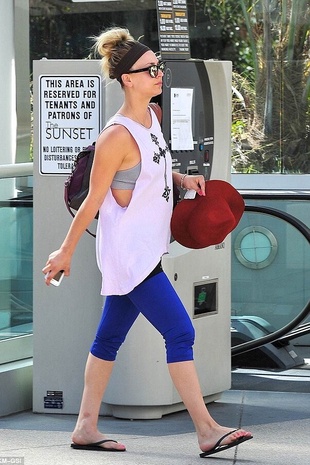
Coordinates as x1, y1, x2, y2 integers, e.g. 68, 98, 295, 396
170, 87, 194, 151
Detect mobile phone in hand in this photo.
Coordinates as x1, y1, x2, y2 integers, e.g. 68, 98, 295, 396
46, 270, 64, 286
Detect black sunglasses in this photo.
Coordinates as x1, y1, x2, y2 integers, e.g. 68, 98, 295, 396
127, 62, 165, 78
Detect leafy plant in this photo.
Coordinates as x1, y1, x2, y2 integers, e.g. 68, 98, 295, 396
235, 0, 310, 172
204, 0, 310, 173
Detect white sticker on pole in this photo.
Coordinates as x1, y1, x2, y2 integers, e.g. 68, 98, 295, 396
39, 75, 101, 175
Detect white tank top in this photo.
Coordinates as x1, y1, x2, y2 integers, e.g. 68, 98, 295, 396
96, 107, 173, 295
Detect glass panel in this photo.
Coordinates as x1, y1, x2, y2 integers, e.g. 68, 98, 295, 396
231, 202, 310, 333
0, 176, 33, 342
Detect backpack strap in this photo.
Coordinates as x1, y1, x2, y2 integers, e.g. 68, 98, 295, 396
149, 102, 162, 124
65, 199, 96, 238
64, 198, 96, 238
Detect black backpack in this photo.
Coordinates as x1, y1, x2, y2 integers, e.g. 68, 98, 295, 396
64, 143, 97, 237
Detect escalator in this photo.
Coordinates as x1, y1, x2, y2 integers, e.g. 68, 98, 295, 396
231, 195, 310, 369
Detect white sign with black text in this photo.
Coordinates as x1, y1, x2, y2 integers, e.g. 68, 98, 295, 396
39, 75, 101, 175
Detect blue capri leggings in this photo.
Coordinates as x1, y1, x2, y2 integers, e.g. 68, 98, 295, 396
90, 270, 195, 364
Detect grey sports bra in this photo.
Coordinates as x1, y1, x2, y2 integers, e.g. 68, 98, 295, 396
111, 162, 141, 190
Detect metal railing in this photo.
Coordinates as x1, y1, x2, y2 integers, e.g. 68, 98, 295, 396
0, 162, 33, 178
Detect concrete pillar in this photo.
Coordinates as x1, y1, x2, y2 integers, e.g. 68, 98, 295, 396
15, 0, 31, 163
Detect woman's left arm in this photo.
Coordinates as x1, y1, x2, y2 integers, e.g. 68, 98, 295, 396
172, 171, 206, 196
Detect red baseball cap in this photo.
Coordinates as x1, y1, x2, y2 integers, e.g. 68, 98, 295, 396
171, 180, 245, 249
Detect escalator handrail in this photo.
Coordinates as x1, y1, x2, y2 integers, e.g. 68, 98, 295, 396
232, 300, 310, 356
244, 205, 310, 242
232, 205, 310, 356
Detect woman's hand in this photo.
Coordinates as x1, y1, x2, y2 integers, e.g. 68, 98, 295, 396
42, 248, 72, 285
182, 174, 206, 196
173, 172, 206, 196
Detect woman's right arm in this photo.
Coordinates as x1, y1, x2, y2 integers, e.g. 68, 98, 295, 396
42, 125, 130, 284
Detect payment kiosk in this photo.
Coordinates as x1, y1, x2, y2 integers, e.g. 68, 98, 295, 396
32, 58, 233, 418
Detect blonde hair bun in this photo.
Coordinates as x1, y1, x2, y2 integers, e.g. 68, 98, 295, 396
93, 27, 135, 79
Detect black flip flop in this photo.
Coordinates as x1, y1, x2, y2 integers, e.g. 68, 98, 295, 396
71, 439, 125, 452
200, 429, 253, 458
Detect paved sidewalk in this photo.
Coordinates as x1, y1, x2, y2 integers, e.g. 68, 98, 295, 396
1, 364, 310, 465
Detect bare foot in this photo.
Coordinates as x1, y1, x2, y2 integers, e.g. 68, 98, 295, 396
71, 429, 126, 451
199, 426, 252, 454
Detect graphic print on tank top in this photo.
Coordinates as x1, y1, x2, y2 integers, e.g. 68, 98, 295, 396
151, 133, 171, 202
